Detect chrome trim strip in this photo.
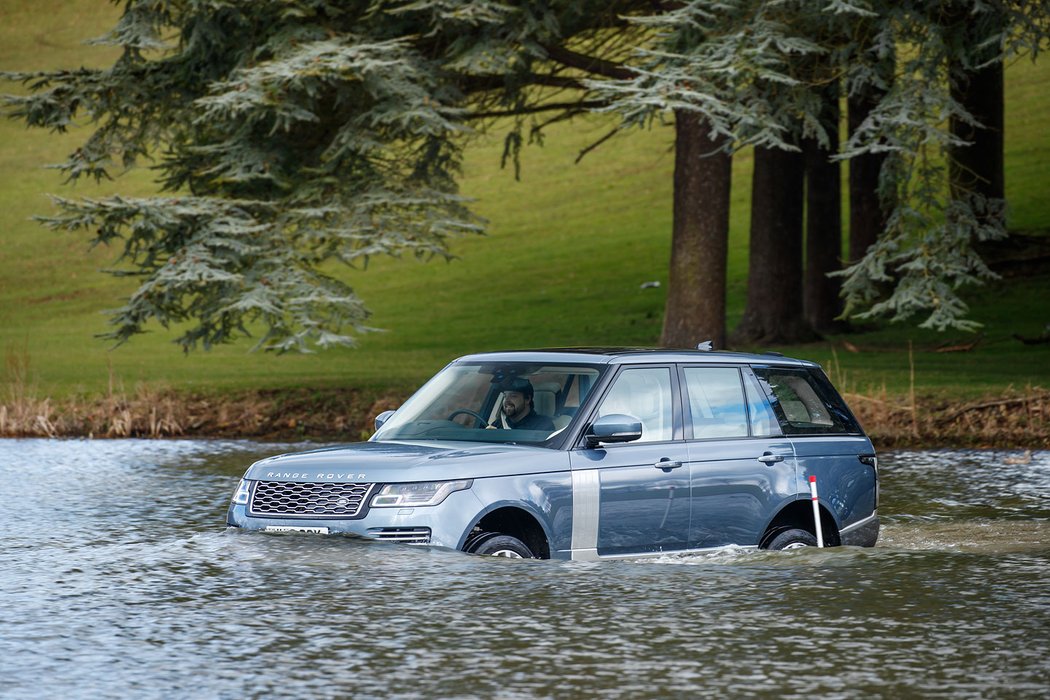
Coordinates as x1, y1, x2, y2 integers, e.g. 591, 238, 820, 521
366, 527, 432, 544
570, 469, 601, 561
840, 512, 878, 534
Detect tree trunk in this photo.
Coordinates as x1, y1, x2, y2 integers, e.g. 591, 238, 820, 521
729, 145, 816, 346
660, 110, 732, 350
847, 88, 889, 263
803, 86, 843, 333
949, 60, 1005, 213
943, 3, 1006, 272
945, 2, 1005, 222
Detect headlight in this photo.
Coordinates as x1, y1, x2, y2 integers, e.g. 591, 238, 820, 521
231, 478, 253, 505
370, 480, 472, 508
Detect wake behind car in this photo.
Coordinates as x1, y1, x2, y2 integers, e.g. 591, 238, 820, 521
227, 348, 879, 559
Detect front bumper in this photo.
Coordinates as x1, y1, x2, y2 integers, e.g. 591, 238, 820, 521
226, 487, 484, 550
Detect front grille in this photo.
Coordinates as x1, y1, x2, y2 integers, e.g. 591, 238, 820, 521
250, 481, 374, 518
367, 527, 432, 545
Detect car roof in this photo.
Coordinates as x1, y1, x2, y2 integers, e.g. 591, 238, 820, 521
454, 347, 816, 367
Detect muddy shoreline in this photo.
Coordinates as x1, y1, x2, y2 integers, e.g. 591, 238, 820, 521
2, 386, 1048, 448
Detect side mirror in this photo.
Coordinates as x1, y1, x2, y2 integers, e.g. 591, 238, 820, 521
585, 414, 643, 448
374, 409, 396, 432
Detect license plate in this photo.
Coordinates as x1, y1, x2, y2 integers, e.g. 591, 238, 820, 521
264, 525, 330, 535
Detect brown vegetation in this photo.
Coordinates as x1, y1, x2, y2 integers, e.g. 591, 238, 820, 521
846, 388, 1050, 449
0, 346, 402, 441
0, 385, 404, 441
3, 337, 1046, 446
1, 381, 1047, 448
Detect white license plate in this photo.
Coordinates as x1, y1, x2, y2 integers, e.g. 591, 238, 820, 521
264, 525, 330, 535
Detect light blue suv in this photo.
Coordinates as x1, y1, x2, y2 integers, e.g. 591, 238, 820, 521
227, 349, 879, 558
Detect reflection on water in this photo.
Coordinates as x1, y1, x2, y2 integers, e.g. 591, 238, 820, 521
1, 440, 1048, 699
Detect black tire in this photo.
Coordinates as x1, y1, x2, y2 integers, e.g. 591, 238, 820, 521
465, 533, 535, 558
766, 528, 818, 550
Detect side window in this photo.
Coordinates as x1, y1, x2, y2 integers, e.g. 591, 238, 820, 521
597, 367, 674, 442
682, 367, 748, 439
742, 369, 781, 437
752, 367, 860, 435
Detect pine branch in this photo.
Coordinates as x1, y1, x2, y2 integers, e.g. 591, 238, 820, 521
468, 99, 608, 120
542, 44, 637, 80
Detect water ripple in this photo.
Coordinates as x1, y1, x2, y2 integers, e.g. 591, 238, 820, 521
1, 440, 1048, 699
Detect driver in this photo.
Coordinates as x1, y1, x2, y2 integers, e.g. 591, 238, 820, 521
491, 378, 555, 431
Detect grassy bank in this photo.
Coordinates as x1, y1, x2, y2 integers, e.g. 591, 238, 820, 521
1, 1, 1048, 444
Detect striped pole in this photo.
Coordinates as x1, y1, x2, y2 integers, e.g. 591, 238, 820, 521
808, 475, 825, 548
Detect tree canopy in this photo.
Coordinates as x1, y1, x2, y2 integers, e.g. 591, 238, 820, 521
4, 0, 1048, 351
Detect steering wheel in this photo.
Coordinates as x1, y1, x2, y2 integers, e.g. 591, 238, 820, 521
447, 408, 490, 428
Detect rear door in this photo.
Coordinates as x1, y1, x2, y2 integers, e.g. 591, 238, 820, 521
571, 365, 690, 556
751, 365, 877, 534
681, 365, 796, 548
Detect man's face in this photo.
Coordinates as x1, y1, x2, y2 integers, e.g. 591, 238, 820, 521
502, 391, 529, 420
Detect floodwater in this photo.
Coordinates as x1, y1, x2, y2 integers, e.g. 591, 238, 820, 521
1, 440, 1048, 699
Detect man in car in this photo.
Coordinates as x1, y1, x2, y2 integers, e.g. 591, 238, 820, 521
492, 378, 556, 431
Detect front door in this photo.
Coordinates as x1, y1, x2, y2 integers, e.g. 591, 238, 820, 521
571, 366, 689, 556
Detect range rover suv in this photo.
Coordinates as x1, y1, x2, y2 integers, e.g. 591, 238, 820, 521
227, 349, 879, 559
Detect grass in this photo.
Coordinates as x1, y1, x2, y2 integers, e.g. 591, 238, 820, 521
1, 1, 1048, 411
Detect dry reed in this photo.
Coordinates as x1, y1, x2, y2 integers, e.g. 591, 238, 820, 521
2, 344, 1047, 446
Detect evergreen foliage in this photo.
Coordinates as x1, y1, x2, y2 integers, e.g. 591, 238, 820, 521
5, 1, 487, 351
832, 0, 1045, 331
594, 0, 1048, 333
3, 0, 1048, 350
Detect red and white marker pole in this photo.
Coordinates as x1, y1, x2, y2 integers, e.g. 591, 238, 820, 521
808, 475, 825, 548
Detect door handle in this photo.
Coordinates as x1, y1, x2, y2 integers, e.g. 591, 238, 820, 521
654, 458, 683, 471
758, 453, 785, 465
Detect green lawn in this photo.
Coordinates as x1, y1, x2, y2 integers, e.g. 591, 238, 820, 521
1, 1, 1048, 403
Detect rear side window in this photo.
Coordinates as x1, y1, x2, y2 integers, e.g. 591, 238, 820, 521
742, 369, 781, 437
682, 367, 748, 439
752, 367, 861, 435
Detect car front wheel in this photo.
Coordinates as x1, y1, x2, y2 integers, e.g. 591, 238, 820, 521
465, 533, 535, 558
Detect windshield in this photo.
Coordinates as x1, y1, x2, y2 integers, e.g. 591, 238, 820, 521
373, 361, 606, 444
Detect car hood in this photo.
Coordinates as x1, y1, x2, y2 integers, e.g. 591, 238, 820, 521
244, 440, 568, 483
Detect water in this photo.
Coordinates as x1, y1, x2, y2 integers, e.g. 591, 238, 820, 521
1, 440, 1048, 699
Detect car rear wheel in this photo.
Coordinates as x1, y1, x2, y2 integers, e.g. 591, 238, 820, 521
465, 533, 535, 558
766, 528, 818, 550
